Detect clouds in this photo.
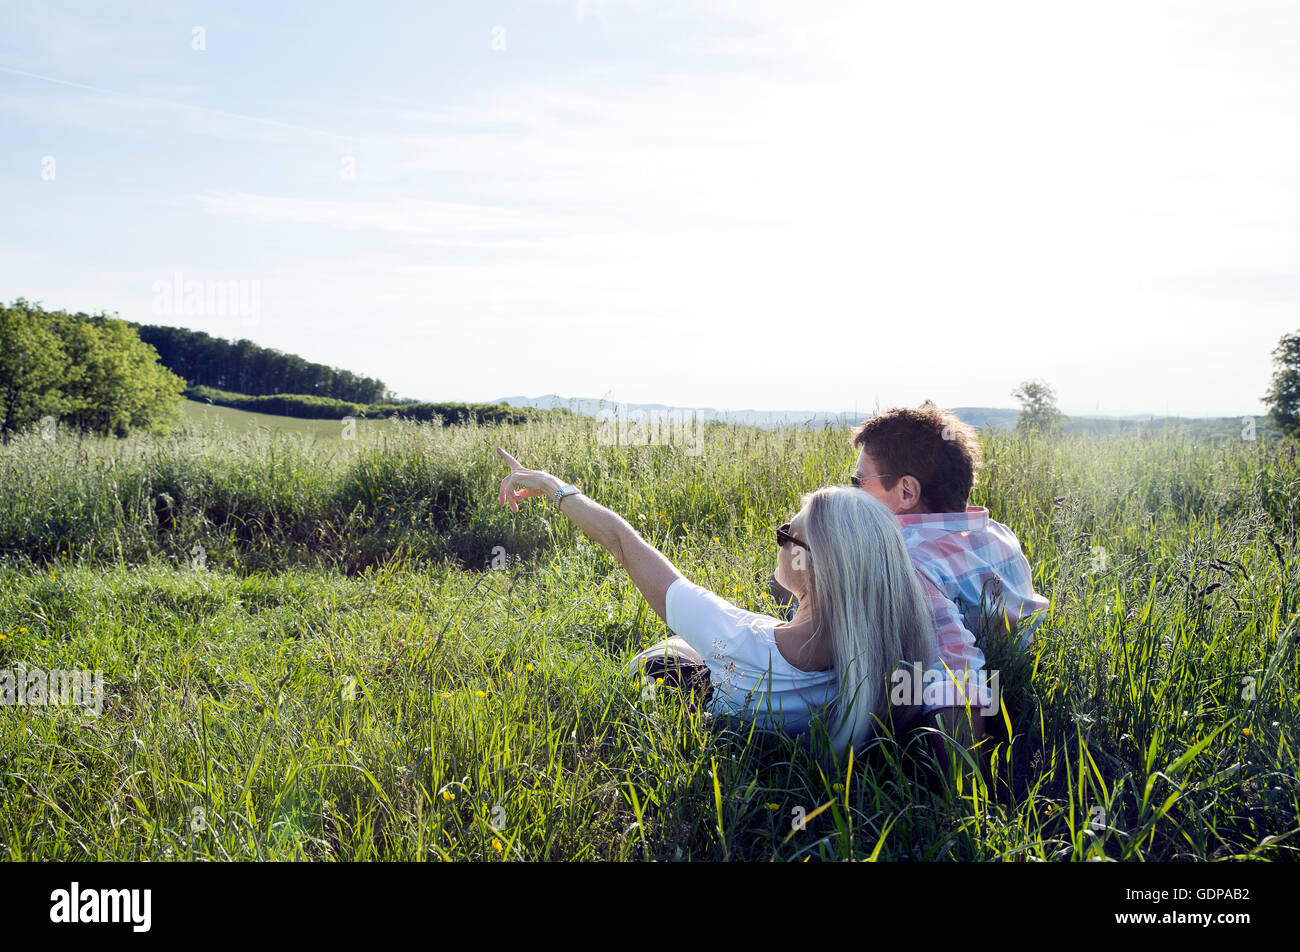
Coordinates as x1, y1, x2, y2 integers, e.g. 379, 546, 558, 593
193, 192, 554, 242
2, 1, 1299, 414
0, 65, 358, 146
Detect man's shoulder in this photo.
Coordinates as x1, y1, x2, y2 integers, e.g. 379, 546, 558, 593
982, 516, 1034, 561
902, 509, 1033, 580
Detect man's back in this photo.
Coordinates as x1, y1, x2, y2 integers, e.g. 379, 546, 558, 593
898, 505, 1049, 707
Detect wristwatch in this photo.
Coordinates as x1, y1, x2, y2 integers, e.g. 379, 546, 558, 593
553, 483, 581, 510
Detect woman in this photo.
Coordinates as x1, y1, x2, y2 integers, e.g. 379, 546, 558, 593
496, 448, 937, 764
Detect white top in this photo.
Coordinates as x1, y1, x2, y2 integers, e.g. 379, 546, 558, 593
662, 578, 839, 733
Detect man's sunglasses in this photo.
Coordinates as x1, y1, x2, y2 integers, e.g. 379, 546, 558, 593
849, 473, 895, 488
777, 523, 811, 553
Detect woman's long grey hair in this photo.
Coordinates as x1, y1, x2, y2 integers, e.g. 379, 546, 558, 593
798, 486, 936, 763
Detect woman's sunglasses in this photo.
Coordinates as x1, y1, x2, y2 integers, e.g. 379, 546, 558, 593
777, 523, 811, 553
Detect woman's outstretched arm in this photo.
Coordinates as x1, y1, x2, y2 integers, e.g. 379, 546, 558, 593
496, 448, 683, 621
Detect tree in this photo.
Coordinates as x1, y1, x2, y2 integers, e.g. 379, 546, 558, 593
53, 313, 184, 437
0, 300, 70, 443
1012, 378, 1064, 434
0, 301, 184, 440
1264, 331, 1300, 437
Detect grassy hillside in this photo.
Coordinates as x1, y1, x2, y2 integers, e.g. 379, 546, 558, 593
179, 398, 397, 441
0, 417, 1297, 860
186, 386, 547, 427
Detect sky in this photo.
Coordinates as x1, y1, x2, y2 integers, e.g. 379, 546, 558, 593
2, 0, 1299, 417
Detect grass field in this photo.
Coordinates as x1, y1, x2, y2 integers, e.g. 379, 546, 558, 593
178, 398, 401, 441
1, 414, 1297, 861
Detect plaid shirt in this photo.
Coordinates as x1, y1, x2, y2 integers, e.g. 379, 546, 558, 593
897, 506, 1049, 710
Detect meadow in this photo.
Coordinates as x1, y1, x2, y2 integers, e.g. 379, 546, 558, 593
0, 408, 1297, 861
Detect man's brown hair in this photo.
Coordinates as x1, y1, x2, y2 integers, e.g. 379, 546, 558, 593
852, 405, 982, 513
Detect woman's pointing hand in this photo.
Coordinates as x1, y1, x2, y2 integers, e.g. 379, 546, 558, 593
497, 447, 560, 513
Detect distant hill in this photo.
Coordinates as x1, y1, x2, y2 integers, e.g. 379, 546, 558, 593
494, 395, 1032, 430
493, 395, 867, 429
493, 395, 1279, 439
949, 407, 1020, 430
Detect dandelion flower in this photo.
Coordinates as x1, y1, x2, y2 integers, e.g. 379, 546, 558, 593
1241, 727, 1253, 737
475, 690, 486, 698
525, 663, 534, 672
442, 790, 455, 802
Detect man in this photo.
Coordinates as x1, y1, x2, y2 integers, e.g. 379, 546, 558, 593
773, 405, 1048, 750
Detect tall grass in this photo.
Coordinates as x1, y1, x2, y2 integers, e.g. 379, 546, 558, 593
0, 414, 1297, 859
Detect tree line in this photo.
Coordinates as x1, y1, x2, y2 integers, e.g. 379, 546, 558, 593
132, 323, 393, 404
0, 300, 184, 443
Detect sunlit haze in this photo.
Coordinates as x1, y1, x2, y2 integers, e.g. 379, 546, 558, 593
4, 1, 1298, 417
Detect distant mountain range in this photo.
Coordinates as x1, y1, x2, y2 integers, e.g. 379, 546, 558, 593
493, 394, 870, 429
491, 395, 1258, 434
